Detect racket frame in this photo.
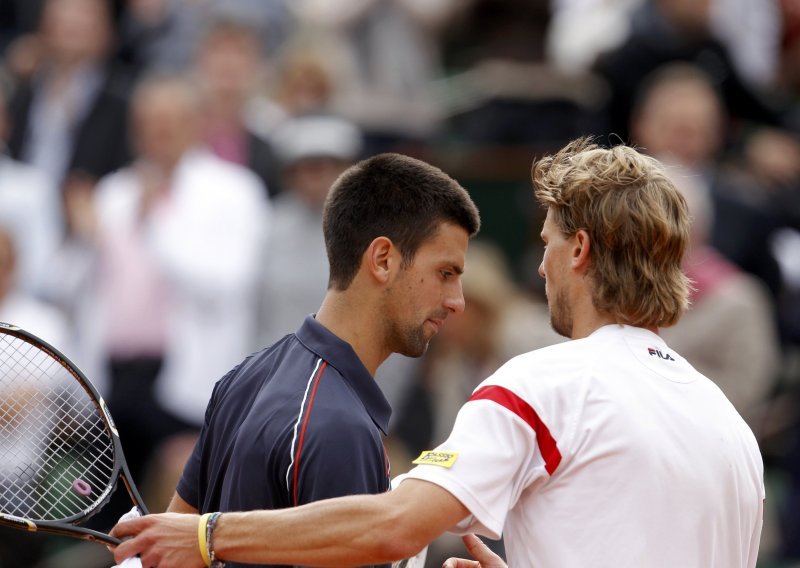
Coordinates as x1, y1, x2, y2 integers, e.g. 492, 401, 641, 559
0, 322, 148, 545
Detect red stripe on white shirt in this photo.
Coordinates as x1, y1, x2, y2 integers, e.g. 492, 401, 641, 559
469, 384, 562, 475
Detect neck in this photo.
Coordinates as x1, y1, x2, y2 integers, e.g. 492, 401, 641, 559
150, 146, 194, 176
49, 56, 98, 78
565, 279, 650, 339
570, 312, 617, 340
315, 289, 389, 377
570, 307, 659, 339
206, 100, 244, 125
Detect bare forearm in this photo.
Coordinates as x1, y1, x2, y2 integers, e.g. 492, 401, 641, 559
111, 479, 469, 568
214, 492, 420, 566
167, 492, 198, 514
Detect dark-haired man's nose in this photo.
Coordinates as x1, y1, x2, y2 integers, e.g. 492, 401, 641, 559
444, 282, 466, 315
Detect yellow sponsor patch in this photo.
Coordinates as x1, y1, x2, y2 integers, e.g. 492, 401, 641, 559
412, 450, 459, 468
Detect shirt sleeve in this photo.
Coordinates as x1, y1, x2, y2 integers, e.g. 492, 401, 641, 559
401, 384, 560, 539
175, 381, 222, 508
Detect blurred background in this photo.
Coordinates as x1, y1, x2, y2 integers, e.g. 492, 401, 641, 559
0, 0, 798, 565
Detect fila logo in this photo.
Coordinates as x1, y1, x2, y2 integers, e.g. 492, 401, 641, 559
648, 347, 675, 361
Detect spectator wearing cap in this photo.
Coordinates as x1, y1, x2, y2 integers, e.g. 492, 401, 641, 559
257, 114, 363, 347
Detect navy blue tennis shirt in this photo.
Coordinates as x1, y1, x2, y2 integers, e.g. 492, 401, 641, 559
177, 315, 392, 568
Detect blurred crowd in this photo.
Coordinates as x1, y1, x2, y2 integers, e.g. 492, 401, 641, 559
0, 0, 798, 566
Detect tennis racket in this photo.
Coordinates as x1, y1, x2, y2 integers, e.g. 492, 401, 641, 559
0, 322, 148, 545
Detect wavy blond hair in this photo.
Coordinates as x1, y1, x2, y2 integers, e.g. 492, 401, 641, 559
532, 137, 691, 328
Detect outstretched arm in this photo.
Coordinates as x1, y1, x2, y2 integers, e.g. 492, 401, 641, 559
111, 479, 469, 567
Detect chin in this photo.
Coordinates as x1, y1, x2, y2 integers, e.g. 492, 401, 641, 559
400, 336, 430, 358
402, 344, 429, 358
549, 317, 572, 339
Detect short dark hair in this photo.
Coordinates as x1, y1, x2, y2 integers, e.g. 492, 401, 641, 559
323, 153, 481, 290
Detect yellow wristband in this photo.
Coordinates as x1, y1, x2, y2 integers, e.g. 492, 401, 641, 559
198, 513, 212, 567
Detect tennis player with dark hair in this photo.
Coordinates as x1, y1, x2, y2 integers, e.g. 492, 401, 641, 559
113, 138, 763, 568
124, 152, 479, 568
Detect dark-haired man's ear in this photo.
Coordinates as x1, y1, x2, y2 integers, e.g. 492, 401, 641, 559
364, 236, 397, 284
572, 229, 591, 273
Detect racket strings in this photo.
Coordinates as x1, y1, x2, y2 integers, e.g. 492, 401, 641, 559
0, 335, 115, 521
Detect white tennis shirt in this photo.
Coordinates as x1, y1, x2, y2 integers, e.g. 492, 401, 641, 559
403, 324, 764, 567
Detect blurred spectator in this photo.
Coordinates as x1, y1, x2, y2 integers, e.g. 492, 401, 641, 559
436, 0, 607, 150
270, 43, 335, 121
771, 232, 800, 563
708, 0, 782, 90
0, 0, 126, 57
0, 0, 38, 51
0, 74, 61, 295
438, 57, 608, 148
548, 0, 780, 90
779, 0, 800, 108
6, 0, 133, 195
547, 0, 644, 74
290, 0, 459, 146
629, 63, 785, 299
772, 226, 800, 344
660, 170, 780, 429
117, 0, 291, 73
56, 74, 269, 491
0, 228, 68, 364
193, 17, 281, 197
441, 0, 551, 69
593, 0, 784, 144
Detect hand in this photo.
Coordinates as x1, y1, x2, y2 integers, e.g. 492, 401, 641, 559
442, 534, 507, 568
111, 513, 205, 568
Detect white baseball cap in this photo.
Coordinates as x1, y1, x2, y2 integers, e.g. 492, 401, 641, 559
273, 115, 363, 164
